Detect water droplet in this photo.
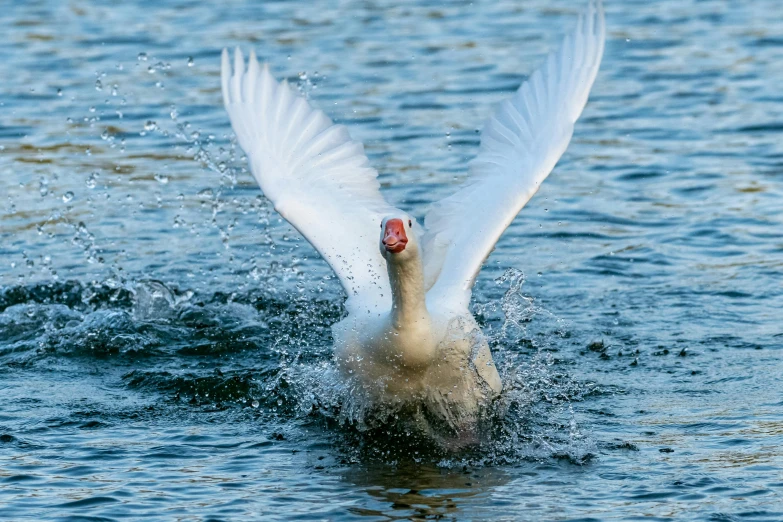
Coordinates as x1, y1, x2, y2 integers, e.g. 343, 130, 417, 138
86, 172, 99, 188
187, 56, 194, 67
154, 173, 169, 184
62, 191, 74, 203
144, 120, 158, 132
56, 88, 62, 96
251, 400, 259, 408
137, 52, 148, 61
95, 79, 103, 91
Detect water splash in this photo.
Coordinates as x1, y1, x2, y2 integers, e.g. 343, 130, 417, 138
279, 268, 596, 465
0, 266, 595, 466
132, 280, 193, 322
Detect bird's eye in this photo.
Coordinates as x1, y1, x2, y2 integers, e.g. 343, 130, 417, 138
408, 220, 412, 227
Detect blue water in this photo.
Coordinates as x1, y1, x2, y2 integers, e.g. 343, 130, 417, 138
2, 0, 782, 519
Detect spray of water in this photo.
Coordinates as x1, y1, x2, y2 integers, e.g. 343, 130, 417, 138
280, 268, 597, 465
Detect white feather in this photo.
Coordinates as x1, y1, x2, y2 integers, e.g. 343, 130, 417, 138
221, 49, 402, 314
422, 0, 605, 309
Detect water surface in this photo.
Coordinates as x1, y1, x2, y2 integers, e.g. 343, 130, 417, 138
1, 0, 782, 520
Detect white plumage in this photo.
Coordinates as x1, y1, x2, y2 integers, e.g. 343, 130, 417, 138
221, 1, 605, 432
221, 49, 401, 315
422, 1, 605, 309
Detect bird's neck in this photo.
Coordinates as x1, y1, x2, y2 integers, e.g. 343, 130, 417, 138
387, 253, 429, 329
380, 249, 438, 370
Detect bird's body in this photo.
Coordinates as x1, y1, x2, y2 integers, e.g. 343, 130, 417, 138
220, 1, 605, 434
332, 225, 503, 424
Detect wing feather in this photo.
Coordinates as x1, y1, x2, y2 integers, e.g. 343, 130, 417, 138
222, 49, 400, 313
422, 0, 605, 309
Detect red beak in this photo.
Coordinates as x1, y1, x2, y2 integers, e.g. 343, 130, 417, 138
383, 219, 408, 254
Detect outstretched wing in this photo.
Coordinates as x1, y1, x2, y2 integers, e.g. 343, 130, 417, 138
422, 0, 605, 309
221, 49, 400, 314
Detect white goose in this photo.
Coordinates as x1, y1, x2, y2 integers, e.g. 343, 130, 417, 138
221, 1, 605, 429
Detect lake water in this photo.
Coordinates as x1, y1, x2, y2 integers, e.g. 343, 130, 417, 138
1, 0, 782, 519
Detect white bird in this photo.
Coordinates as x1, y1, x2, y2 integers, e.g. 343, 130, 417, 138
221, 1, 605, 433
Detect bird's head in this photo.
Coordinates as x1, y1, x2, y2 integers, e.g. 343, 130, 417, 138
379, 216, 417, 260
